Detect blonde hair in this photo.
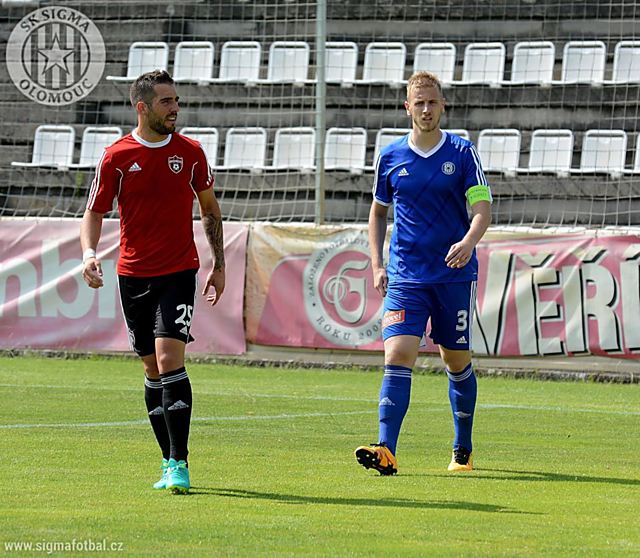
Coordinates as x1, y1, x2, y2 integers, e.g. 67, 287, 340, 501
406, 71, 444, 99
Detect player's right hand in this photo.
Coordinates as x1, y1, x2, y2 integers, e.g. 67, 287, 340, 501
82, 258, 104, 289
372, 266, 388, 297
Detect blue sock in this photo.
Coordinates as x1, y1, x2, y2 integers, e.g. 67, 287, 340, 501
378, 365, 412, 455
447, 364, 477, 452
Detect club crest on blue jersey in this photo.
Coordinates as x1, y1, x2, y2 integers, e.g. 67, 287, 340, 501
168, 155, 183, 174
442, 161, 455, 175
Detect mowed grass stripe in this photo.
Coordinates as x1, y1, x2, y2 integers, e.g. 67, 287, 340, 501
0, 356, 638, 557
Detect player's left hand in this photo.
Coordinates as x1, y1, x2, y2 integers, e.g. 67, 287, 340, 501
445, 240, 474, 269
202, 266, 225, 306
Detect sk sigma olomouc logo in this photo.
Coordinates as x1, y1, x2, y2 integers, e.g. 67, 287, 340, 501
303, 230, 383, 347
6, 6, 106, 106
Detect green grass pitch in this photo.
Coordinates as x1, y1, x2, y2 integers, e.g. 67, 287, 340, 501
0, 355, 638, 557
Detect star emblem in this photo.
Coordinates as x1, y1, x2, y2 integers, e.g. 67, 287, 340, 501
38, 33, 74, 76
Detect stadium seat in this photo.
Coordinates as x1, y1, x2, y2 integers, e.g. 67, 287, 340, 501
11, 125, 75, 169
610, 41, 640, 83
444, 129, 471, 141
413, 43, 456, 85
359, 42, 407, 86
173, 41, 215, 83
71, 127, 123, 168
373, 128, 409, 163
325, 127, 367, 173
222, 127, 267, 170
215, 41, 262, 83
180, 127, 219, 167
266, 41, 310, 84
460, 42, 505, 85
324, 42, 358, 85
521, 129, 574, 175
510, 41, 555, 85
272, 127, 316, 170
106, 42, 169, 82
625, 138, 640, 174
573, 129, 627, 175
560, 41, 606, 84
477, 129, 521, 174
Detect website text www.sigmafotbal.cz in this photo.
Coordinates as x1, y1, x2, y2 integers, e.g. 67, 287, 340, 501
4, 538, 124, 554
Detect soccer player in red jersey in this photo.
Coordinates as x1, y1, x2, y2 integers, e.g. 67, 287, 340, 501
80, 70, 225, 494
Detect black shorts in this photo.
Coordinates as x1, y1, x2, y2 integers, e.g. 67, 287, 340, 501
118, 269, 197, 357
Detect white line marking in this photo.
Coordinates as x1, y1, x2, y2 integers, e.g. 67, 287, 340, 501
0, 410, 372, 430
0, 384, 638, 417
478, 403, 640, 416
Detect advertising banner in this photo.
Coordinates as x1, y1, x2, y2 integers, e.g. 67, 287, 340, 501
246, 224, 640, 358
0, 219, 248, 355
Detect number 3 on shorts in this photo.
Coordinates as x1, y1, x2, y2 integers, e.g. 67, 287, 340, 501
456, 309, 468, 331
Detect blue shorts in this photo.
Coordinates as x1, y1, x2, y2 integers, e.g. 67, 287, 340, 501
382, 282, 477, 350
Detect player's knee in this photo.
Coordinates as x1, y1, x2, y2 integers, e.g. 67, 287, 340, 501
141, 355, 160, 378
384, 342, 418, 368
156, 350, 184, 374
441, 349, 471, 373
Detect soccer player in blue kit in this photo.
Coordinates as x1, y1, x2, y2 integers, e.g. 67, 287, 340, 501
355, 71, 492, 475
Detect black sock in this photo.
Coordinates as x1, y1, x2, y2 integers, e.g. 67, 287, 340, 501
161, 367, 192, 463
144, 376, 170, 460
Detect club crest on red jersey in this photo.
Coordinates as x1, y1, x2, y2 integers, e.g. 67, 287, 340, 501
168, 155, 183, 174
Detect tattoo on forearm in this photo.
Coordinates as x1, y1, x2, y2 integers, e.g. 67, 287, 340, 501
203, 213, 225, 270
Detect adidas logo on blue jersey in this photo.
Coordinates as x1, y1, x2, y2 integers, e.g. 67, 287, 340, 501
379, 397, 396, 406
398, 167, 409, 177
456, 335, 467, 344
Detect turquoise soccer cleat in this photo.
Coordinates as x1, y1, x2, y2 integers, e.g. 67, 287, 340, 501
166, 458, 190, 494
153, 458, 170, 490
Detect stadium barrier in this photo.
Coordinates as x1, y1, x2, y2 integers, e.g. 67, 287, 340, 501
1, 218, 639, 359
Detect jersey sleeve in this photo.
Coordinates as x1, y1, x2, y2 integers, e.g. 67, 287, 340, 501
192, 142, 215, 193
463, 144, 493, 203
372, 153, 393, 206
86, 150, 120, 213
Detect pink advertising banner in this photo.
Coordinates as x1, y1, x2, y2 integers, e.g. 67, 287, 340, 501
245, 224, 640, 359
0, 218, 248, 355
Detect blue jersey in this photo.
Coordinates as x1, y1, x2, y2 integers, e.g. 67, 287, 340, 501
373, 131, 490, 285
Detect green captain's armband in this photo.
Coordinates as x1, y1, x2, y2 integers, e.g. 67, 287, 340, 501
466, 184, 492, 205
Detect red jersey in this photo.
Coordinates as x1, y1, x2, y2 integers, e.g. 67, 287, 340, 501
87, 131, 214, 277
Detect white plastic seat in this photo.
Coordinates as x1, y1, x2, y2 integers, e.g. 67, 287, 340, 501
180, 127, 219, 167
266, 41, 310, 83
574, 130, 627, 174
360, 42, 407, 86
477, 129, 521, 173
523, 129, 574, 174
626, 139, 640, 174
72, 127, 123, 168
216, 41, 261, 83
610, 41, 640, 83
222, 127, 267, 169
413, 43, 456, 84
324, 42, 358, 84
461, 42, 505, 85
510, 41, 555, 84
443, 129, 470, 141
561, 41, 606, 84
12, 125, 75, 169
173, 41, 215, 83
272, 127, 316, 170
106, 42, 169, 82
373, 128, 409, 162
325, 127, 367, 173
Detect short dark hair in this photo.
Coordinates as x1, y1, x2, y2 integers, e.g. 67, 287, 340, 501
129, 70, 174, 107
